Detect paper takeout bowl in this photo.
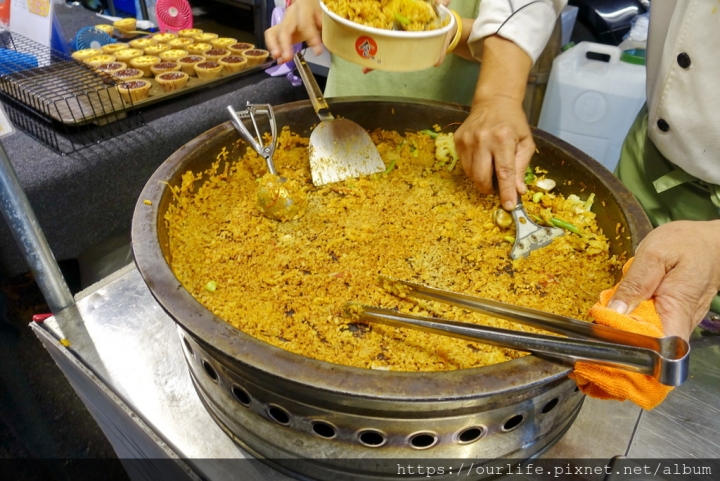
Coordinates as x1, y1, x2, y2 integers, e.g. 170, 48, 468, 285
320, 2, 455, 72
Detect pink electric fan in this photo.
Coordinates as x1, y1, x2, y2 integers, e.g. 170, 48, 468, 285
155, 0, 193, 33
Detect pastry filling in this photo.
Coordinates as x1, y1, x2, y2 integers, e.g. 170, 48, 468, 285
115, 69, 142, 77
180, 56, 204, 63
98, 63, 124, 70
222, 56, 245, 63
119, 81, 147, 89
197, 61, 220, 69
159, 72, 185, 80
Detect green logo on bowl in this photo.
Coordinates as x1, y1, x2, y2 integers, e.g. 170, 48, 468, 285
355, 36, 377, 59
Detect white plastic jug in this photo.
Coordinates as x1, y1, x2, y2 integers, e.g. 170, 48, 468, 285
538, 42, 646, 173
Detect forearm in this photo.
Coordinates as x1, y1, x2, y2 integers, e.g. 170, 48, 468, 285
473, 35, 532, 104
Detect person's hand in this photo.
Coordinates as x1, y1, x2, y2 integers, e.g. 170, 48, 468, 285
265, 0, 323, 64
455, 95, 534, 211
454, 35, 534, 211
608, 220, 720, 340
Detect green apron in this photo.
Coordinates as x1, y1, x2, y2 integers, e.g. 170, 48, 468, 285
616, 105, 720, 312
323, 0, 481, 106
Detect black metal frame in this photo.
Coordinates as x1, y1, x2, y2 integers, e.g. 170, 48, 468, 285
0, 30, 144, 155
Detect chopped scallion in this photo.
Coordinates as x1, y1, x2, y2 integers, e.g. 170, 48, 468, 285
550, 217, 582, 235
420, 129, 439, 139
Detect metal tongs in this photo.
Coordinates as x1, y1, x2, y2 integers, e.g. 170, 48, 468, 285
349, 277, 690, 386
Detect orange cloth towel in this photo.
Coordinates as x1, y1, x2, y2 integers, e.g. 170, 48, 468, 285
568, 259, 674, 410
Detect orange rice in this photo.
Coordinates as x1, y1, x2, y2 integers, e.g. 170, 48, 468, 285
165, 127, 621, 372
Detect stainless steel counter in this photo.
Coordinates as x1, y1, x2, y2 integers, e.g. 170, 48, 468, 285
31, 264, 720, 480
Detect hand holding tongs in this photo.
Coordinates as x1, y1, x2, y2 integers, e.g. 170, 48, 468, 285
348, 277, 690, 386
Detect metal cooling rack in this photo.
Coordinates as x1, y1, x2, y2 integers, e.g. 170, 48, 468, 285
0, 29, 144, 154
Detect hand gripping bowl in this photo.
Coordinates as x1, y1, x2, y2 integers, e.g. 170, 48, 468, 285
132, 98, 652, 480
319, 1, 455, 71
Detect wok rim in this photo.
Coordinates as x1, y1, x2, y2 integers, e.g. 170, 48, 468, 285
131, 97, 651, 402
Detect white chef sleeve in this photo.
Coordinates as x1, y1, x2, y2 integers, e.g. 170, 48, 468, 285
468, 0, 567, 64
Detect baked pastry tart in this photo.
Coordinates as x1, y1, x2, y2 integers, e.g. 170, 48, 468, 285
150, 61, 181, 76
155, 71, 190, 92
112, 18, 137, 32
228, 42, 255, 55
168, 37, 195, 49
210, 37, 237, 49
219, 55, 247, 74
177, 55, 205, 76
116, 79, 151, 103
192, 32, 219, 42
143, 43, 171, 56
203, 49, 230, 62
159, 49, 189, 62
186, 42, 213, 55
94, 24, 115, 35
114, 48, 144, 62
112, 68, 144, 81
194, 61, 223, 81
71, 48, 102, 61
129, 55, 162, 76
241, 49, 270, 67
178, 28, 203, 38
152, 33, 178, 43
101, 43, 129, 55
84, 54, 116, 67
95, 62, 127, 76
129, 37, 157, 50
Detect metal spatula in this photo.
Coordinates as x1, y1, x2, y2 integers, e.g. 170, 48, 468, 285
294, 52, 386, 186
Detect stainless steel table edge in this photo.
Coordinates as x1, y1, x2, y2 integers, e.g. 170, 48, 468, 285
35, 264, 720, 481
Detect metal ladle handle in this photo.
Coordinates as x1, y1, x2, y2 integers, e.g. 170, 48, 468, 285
226, 103, 278, 175
294, 52, 334, 123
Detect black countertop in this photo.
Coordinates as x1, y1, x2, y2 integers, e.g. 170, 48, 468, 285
0, 63, 307, 277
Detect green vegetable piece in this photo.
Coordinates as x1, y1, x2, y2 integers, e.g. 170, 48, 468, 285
420, 129, 439, 139
524, 166, 536, 184
205, 280, 218, 292
532, 192, 544, 203
550, 217, 582, 235
384, 158, 397, 174
503, 235, 516, 244
531, 214, 544, 224
584, 192, 596, 211
394, 12, 411, 25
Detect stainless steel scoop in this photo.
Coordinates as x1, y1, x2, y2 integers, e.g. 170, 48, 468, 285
348, 277, 690, 387
227, 103, 278, 176
227, 103, 300, 221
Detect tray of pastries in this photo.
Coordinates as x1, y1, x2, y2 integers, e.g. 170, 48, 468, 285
58, 28, 272, 125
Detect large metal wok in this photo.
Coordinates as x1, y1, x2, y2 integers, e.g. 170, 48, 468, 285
132, 98, 652, 480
